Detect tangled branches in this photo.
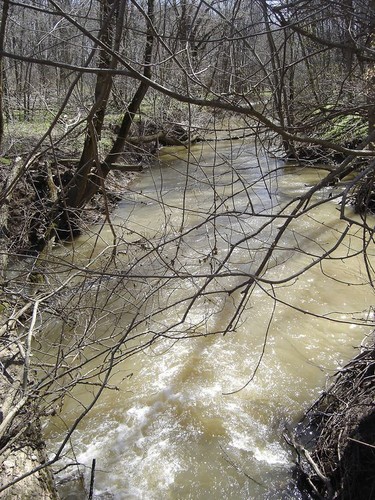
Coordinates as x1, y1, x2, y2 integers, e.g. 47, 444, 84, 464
295, 336, 375, 499
354, 169, 375, 215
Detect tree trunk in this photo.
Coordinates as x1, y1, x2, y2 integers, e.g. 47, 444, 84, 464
0, 0, 9, 148
64, 0, 125, 210
367, 0, 375, 149
103, 0, 155, 169
63, 0, 155, 212
0, 158, 23, 278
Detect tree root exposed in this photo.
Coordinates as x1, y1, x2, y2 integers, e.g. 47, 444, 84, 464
293, 338, 375, 499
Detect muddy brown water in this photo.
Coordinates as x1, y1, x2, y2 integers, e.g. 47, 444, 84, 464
46, 141, 374, 499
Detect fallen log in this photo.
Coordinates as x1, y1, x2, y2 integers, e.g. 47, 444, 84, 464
126, 131, 197, 147
109, 163, 143, 172
57, 158, 143, 172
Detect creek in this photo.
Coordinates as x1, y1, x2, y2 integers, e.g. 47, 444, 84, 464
46, 140, 374, 499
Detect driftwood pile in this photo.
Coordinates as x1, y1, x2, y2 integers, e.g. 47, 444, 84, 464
294, 338, 375, 499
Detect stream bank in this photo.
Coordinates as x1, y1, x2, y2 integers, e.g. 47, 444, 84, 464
0, 307, 59, 498
0, 158, 138, 497
293, 335, 375, 499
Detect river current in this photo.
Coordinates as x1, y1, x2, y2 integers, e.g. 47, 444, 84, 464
46, 140, 375, 499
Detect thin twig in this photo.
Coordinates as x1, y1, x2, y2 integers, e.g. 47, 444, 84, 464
347, 437, 375, 449
23, 300, 39, 394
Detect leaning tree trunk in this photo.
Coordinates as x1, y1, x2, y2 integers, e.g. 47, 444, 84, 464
62, 0, 155, 213
63, 0, 125, 212
103, 0, 155, 169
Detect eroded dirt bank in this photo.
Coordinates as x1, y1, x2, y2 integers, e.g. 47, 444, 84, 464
0, 321, 59, 498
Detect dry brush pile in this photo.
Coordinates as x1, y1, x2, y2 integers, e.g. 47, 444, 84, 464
295, 336, 375, 499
